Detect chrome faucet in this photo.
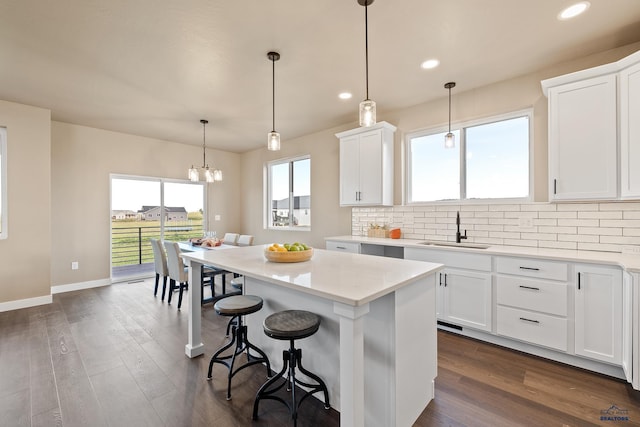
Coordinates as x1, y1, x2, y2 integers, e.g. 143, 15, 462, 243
455, 211, 467, 243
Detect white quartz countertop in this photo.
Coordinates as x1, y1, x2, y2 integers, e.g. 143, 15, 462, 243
325, 235, 640, 272
180, 245, 443, 306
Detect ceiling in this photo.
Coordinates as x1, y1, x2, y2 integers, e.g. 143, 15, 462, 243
1, 0, 640, 153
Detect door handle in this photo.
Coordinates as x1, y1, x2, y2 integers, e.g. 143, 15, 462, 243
519, 317, 540, 324
519, 285, 540, 291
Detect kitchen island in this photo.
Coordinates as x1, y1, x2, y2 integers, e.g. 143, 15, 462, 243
180, 245, 443, 427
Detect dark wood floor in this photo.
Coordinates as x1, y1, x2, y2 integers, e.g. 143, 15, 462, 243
1, 278, 639, 427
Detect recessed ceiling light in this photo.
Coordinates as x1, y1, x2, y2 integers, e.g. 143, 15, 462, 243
558, 1, 590, 20
338, 92, 352, 100
421, 59, 440, 70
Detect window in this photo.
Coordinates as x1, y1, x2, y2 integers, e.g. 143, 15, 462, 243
267, 156, 310, 229
0, 127, 6, 239
406, 111, 531, 203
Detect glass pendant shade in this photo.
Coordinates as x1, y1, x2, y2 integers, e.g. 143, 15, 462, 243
213, 168, 223, 182
444, 132, 455, 149
359, 99, 376, 127
204, 167, 214, 183
188, 166, 199, 182
267, 131, 281, 151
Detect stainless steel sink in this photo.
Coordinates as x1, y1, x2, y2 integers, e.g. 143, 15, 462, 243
418, 241, 490, 249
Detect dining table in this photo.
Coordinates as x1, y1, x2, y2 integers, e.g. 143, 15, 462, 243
177, 241, 239, 304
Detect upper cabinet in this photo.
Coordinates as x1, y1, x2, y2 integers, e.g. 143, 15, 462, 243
542, 49, 640, 201
336, 122, 396, 206
620, 60, 640, 198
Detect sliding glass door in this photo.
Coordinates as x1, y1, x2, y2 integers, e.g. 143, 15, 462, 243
110, 175, 205, 281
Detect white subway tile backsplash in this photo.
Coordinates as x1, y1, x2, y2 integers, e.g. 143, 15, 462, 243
351, 202, 640, 253
579, 227, 622, 236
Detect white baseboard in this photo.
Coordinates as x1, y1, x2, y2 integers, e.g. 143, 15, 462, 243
0, 294, 52, 313
51, 278, 111, 294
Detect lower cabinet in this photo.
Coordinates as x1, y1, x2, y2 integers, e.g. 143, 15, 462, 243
325, 240, 360, 253
574, 264, 623, 365
405, 247, 492, 333
438, 268, 492, 332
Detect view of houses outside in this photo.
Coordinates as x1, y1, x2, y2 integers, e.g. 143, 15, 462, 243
110, 177, 205, 273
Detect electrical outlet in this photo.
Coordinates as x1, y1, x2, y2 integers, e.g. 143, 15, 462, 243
622, 246, 640, 254
71, 261, 79, 270
518, 217, 534, 230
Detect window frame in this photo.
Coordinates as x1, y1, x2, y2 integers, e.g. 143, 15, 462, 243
0, 127, 6, 239
265, 155, 311, 231
405, 109, 534, 205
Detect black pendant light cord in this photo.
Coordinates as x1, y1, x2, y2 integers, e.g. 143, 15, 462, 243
448, 87, 451, 133
201, 119, 208, 168
364, 2, 369, 101
272, 56, 276, 132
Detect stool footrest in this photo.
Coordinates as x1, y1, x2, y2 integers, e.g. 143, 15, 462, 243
207, 321, 271, 400
252, 346, 330, 422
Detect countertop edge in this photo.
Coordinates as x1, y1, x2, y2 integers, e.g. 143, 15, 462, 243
325, 235, 640, 273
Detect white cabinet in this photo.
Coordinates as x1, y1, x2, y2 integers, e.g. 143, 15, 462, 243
546, 74, 618, 200
438, 268, 492, 332
542, 49, 640, 201
325, 240, 360, 253
336, 121, 396, 206
405, 247, 492, 332
620, 60, 640, 198
574, 264, 622, 365
495, 256, 569, 351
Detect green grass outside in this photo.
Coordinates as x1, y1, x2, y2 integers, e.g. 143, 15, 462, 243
112, 212, 204, 266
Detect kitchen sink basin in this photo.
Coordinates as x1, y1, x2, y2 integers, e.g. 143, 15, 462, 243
418, 241, 490, 250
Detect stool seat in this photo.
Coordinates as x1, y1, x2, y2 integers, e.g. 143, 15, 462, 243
208, 294, 270, 400
214, 295, 262, 316
263, 310, 320, 340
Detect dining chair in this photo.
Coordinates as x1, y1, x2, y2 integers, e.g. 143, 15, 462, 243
236, 234, 254, 247
163, 241, 189, 309
222, 233, 239, 245
150, 239, 169, 300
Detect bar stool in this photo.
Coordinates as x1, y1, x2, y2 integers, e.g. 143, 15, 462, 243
207, 295, 271, 400
252, 310, 330, 425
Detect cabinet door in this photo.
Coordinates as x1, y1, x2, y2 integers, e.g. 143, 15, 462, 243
358, 129, 383, 205
548, 74, 617, 200
575, 264, 622, 364
339, 135, 360, 205
620, 62, 640, 198
442, 268, 492, 332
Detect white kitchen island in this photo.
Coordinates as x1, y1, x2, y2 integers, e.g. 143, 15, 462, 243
181, 245, 442, 427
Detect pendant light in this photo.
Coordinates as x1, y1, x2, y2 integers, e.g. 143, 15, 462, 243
189, 119, 222, 183
444, 82, 456, 149
267, 51, 281, 151
358, 0, 376, 127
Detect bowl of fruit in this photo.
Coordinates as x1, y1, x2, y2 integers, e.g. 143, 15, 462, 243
264, 242, 313, 263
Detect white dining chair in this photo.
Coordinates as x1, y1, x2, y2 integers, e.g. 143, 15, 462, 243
237, 235, 254, 247
163, 241, 189, 309
222, 233, 239, 245
150, 239, 169, 300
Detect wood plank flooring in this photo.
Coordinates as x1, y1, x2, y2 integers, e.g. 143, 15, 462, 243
1, 278, 639, 426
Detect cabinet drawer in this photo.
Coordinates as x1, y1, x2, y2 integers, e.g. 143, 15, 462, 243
325, 241, 360, 253
496, 257, 568, 281
497, 306, 567, 352
496, 275, 567, 316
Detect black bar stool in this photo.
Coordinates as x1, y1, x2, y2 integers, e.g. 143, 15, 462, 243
252, 310, 330, 425
207, 295, 271, 400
